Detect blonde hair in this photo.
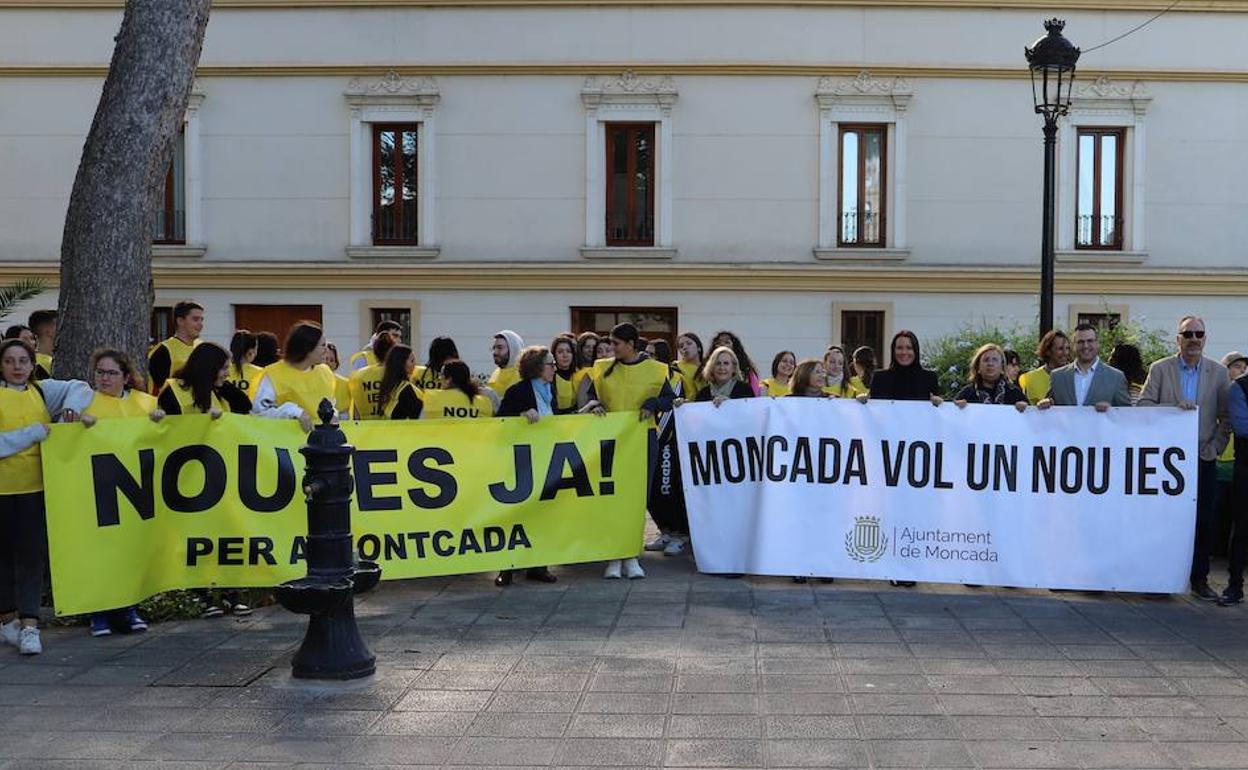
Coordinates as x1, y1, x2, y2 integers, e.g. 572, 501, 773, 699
967, 343, 1006, 384
700, 345, 741, 383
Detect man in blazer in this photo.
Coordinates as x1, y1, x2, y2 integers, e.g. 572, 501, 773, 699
1138, 315, 1231, 601
1040, 323, 1133, 410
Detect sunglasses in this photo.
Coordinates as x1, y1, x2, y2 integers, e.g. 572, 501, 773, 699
1180, 330, 1206, 340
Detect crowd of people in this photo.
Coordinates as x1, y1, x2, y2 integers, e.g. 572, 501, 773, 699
2, 304, 1246, 657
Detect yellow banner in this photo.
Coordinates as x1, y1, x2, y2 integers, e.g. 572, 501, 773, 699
43, 413, 648, 615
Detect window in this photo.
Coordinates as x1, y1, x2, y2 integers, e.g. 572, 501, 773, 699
838, 126, 887, 247
1076, 312, 1122, 332
150, 306, 173, 346
371, 307, 412, 345
605, 124, 655, 247
570, 306, 678, 353
153, 129, 186, 244
1076, 128, 1124, 250
234, 305, 324, 346
372, 124, 419, 245
840, 310, 886, 361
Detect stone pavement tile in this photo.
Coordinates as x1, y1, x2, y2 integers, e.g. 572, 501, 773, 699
410, 670, 508, 690
79, 705, 201, 732
868, 738, 975, 768
447, 736, 559, 766
1196, 695, 1248, 717
1114, 695, 1211, 717
0, 665, 89, 685
1070, 659, 1159, 678
1025, 695, 1129, 717
938, 694, 1035, 716
589, 673, 674, 692
759, 674, 844, 693
524, 639, 607, 655
667, 715, 762, 738
369, 711, 476, 736
676, 658, 756, 675
851, 693, 943, 715
845, 674, 931, 694
553, 737, 664, 766
1133, 716, 1243, 741
1129, 643, 1214, 661
858, 715, 959, 740
1162, 741, 1248, 769
1054, 644, 1136, 660
393, 689, 493, 712
465, 711, 570, 737
566, 713, 662, 738
997, 660, 1082, 676
759, 693, 852, 715
951, 716, 1058, 740
757, 658, 836, 675
1062, 740, 1178, 769
756, 642, 833, 659
1043, 716, 1147, 740
498, 671, 590, 692
678, 640, 756, 658
917, 659, 1002, 676
177, 708, 290, 733
341, 735, 454, 765
136, 732, 260, 763
1174, 676, 1248, 696
244, 736, 360, 764
672, 693, 758, 714
595, 656, 676, 674
1091, 675, 1183, 696
577, 692, 671, 714
1151, 660, 1236, 677
764, 715, 857, 739
765, 738, 869, 768
839, 658, 924, 675
980, 644, 1064, 661
8, 730, 157, 760
963, 740, 1078, 768
675, 674, 758, 693
487, 690, 580, 712
664, 738, 764, 767
513, 655, 598, 673
0, 705, 95, 732
273, 708, 382, 735
65, 664, 180, 686
926, 675, 1018, 694
756, 627, 826, 643
833, 643, 911, 659
430, 654, 520, 671
1010, 677, 1103, 696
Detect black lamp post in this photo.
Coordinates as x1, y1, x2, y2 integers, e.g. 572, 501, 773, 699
1025, 19, 1080, 335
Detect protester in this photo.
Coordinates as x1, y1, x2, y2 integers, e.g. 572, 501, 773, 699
1137, 315, 1230, 601
694, 346, 755, 404
1003, 349, 1021, 385
594, 336, 615, 361
674, 332, 705, 399
253, 331, 280, 367
28, 309, 56, 379
954, 343, 1028, 410
576, 332, 600, 369
347, 332, 398, 420
823, 345, 864, 398
1108, 343, 1148, 405
148, 300, 203, 394
487, 330, 524, 400
251, 321, 339, 432
1018, 329, 1070, 405
375, 344, 424, 419
225, 330, 263, 395
851, 346, 876, 392
422, 359, 495, 420
587, 323, 676, 579
762, 350, 796, 397
3, 325, 36, 347
787, 358, 828, 398
1213, 351, 1248, 580
495, 346, 562, 586
157, 342, 252, 417
412, 336, 458, 391
550, 335, 580, 414
350, 320, 402, 371
1221, 351, 1248, 605
0, 338, 92, 655
81, 349, 163, 637
1037, 323, 1131, 410
710, 331, 760, 395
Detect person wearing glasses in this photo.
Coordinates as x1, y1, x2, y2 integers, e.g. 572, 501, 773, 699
1137, 316, 1230, 602
81, 349, 166, 637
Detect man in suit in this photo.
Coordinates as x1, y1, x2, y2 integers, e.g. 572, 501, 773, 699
1138, 315, 1231, 601
1038, 323, 1133, 411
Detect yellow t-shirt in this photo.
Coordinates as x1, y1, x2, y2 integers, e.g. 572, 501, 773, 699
150, 337, 199, 380
349, 364, 387, 420
1019, 367, 1052, 405
421, 389, 495, 420
410, 364, 440, 392
823, 378, 867, 398
160, 381, 225, 415
0, 385, 50, 494
349, 349, 379, 371
262, 361, 338, 417
762, 377, 792, 397
85, 389, 157, 420
226, 363, 264, 397
554, 371, 578, 412
487, 366, 520, 397
34, 353, 53, 380
674, 360, 702, 399
591, 357, 671, 413
334, 373, 351, 414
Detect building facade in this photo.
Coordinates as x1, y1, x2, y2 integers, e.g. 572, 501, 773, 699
2, 0, 1247, 373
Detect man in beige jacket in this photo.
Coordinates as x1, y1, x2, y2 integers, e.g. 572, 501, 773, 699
1138, 315, 1231, 600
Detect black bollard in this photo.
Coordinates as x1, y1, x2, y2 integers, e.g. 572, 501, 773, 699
275, 399, 381, 680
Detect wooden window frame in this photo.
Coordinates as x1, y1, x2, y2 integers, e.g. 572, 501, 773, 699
604, 123, 656, 247
1074, 127, 1126, 251
372, 123, 419, 246
153, 129, 185, 245
570, 305, 678, 352
837, 124, 888, 249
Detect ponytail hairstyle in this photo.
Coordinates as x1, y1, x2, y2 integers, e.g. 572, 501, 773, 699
604, 322, 639, 378
440, 359, 480, 401
178, 342, 230, 413
376, 344, 413, 413
424, 336, 459, 375
283, 321, 324, 365
852, 345, 877, 388
229, 330, 258, 379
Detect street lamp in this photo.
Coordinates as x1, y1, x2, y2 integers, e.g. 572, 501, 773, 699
1025, 18, 1080, 335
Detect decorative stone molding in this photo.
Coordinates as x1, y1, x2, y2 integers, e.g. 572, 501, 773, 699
1073, 76, 1151, 115
345, 72, 441, 250
582, 72, 678, 250
815, 71, 912, 111
580, 247, 677, 260
1056, 250, 1148, 266
813, 247, 910, 263
346, 246, 440, 260
152, 244, 207, 259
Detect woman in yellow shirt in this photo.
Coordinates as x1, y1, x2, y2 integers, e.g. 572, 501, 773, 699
251, 322, 339, 432
762, 350, 796, 397
823, 345, 866, 398
376, 345, 425, 419
157, 342, 252, 417
412, 336, 459, 392
421, 360, 495, 420
0, 338, 92, 656
226, 330, 263, 395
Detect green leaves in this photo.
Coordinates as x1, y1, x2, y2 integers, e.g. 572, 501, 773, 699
0, 277, 46, 324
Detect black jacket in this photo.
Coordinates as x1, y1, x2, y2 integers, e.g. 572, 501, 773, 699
499, 380, 542, 418
870, 367, 941, 401
695, 381, 755, 402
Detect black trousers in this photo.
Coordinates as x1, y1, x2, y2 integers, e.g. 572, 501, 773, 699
0, 492, 48, 620
1227, 462, 1248, 588
1191, 460, 1219, 586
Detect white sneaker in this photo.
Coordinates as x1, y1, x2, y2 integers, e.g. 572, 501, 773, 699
663, 536, 688, 557
623, 557, 646, 579
644, 533, 672, 551
603, 560, 622, 580
18, 626, 41, 656
0, 619, 19, 648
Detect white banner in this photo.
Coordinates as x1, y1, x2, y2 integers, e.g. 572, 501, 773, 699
675, 399, 1198, 592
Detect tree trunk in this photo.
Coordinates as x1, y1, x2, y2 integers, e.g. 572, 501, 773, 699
55, 0, 212, 381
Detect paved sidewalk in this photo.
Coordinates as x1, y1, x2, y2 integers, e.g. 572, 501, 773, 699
3, 553, 1248, 769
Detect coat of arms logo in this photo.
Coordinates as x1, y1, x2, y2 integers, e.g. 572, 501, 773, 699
845, 515, 888, 562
